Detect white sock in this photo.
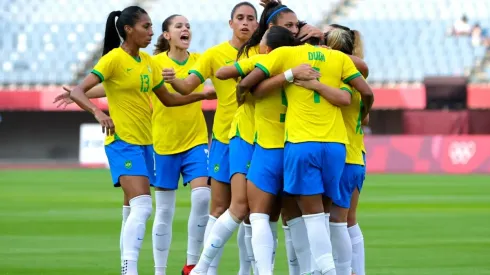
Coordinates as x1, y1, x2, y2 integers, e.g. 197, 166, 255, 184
121, 206, 131, 267
152, 191, 176, 275
244, 223, 258, 274
330, 222, 352, 275
237, 223, 251, 275
187, 187, 211, 265
202, 216, 223, 275
193, 210, 240, 273
348, 224, 365, 275
269, 221, 278, 272
287, 217, 312, 274
250, 213, 273, 275
122, 195, 153, 275
283, 226, 300, 275
324, 213, 331, 236
302, 213, 336, 275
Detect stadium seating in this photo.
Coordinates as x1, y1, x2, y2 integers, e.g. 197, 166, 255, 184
335, 0, 490, 83
1, 0, 489, 85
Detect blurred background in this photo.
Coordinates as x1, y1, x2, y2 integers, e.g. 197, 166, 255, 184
0, 1, 489, 274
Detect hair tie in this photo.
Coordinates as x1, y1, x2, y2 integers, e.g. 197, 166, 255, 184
266, 6, 288, 25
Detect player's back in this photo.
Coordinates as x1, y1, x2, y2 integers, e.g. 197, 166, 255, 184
256, 44, 361, 144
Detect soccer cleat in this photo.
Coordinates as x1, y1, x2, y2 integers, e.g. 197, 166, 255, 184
181, 264, 196, 275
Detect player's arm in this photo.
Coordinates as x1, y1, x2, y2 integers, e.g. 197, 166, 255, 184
70, 74, 114, 135
349, 56, 369, 78
362, 113, 369, 125
298, 21, 324, 42
349, 77, 373, 119
162, 69, 201, 95
294, 80, 351, 106
153, 82, 216, 107
253, 64, 320, 99
54, 84, 106, 109
216, 65, 240, 80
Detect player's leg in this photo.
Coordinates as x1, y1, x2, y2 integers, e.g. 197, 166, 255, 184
237, 222, 252, 275
180, 144, 211, 274
152, 151, 181, 275
291, 142, 339, 275
193, 137, 253, 275
106, 141, 154, 275
246, 146, 283, 275
347, 156, 366, 275
283, 195, 312, 275
269, 196, 281, 273
228, 137, 255, 273
121, 193, 130, 267
192, 140, 231, 275
330, 164, 364, 275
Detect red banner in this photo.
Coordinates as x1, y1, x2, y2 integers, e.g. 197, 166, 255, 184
1, 84, 489, 111
364, 135, 490, 173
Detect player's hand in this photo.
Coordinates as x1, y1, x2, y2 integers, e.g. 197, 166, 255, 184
53, 86, 74, 109
236, 85, 247, 106
293, 79, 319, 90
298, 24, 324, 42
94, 109, 115, 136
203, 90, 217, 100
162, 68, 176, 83
292, 64, 321, 81
259, 0, 281, 7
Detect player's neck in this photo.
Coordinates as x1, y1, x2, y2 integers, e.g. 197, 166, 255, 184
229, 36, 247, 51
167, 48, 189, 63
121, 42, 139, 57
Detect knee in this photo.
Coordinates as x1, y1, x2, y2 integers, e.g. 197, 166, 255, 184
230, 200, 249, 221
130, 195, 153, 221
191, 187, 211, 208
211, 204, 228, 218
347, 212, 357, 227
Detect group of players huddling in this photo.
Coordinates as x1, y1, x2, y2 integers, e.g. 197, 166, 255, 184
55, 0, 374, 274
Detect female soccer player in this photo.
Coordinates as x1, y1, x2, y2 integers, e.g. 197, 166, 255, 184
161, 3, 258, 274
237, 41, 373, 275
325, 25, 368, 275
151, 15, 211, 275
65, 6, 214, 275
214, 26, 323, 275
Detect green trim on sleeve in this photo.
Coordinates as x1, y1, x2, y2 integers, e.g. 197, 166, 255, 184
255, 63, 270, 78
340, 87, 353, 96
234, 62, 245, 77
152, 79, 165, 91
343, 72, 362, 84
91, 70, 104, 83
189, 70, 205, 84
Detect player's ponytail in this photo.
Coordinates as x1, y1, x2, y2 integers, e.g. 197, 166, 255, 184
102, 6, 148, 55
154, 14, 180, 55
237, 2, 293, 59
265, 26, 301, 50
352, 30, 364, 59
103, 10, 122, 55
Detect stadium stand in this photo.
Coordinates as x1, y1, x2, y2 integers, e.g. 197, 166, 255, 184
1, 0, 489, 85
334, 0, 490, 83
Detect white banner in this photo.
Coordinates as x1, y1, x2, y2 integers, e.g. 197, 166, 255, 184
79, 123, 109, 168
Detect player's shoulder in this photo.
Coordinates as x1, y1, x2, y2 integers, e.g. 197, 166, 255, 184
189, 52, 201, 61
205, 41, 229, 53
139, 50, 153, 62
152, 51, 168, 62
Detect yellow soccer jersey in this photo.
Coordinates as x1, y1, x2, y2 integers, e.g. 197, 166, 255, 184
228, 54, 265, 144
151, 52, 208, 155
189, 42, 259, 144
340, 83, 365, 165
256, 45, 362, 144
91, 47, 164, 145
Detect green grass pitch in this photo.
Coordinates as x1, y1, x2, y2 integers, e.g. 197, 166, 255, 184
1, 170, 489, 274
